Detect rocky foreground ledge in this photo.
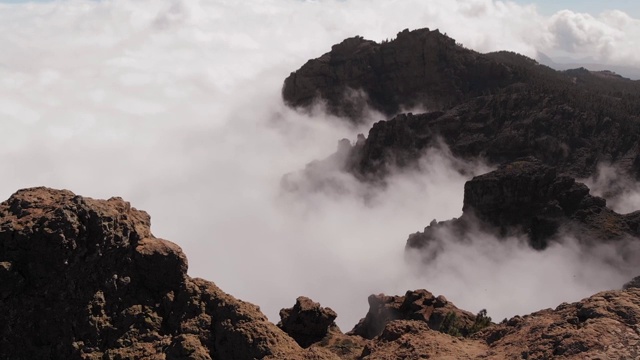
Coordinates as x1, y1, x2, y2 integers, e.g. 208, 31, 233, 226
0, 187, 334, 360
2, 187, 640, 359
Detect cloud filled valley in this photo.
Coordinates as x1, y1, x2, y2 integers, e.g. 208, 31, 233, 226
3, 0, 640, 331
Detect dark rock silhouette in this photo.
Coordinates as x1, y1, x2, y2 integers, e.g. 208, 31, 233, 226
279, 296, 338, 348
283, 28, 640, 179
407, 158, 640, 252
283, 28, 518, 122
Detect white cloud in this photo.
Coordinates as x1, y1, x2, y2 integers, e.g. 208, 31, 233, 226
543, 8, 640, 65
1, 0, 640, 329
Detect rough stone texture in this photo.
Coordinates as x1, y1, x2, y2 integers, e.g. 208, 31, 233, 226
624, 276, 640, 290
359, 289, 640, 360
360, 320, 488, 359
3, 187, 640, 359
284, 28, 640, 180
283, 28, 518, 122
312, 326, 369, 360
476, 288, 640, 359
343, 95, 640, 181
407, 158, 640, 251
279, 296, 339, 348
350, 289, 477, 339
0, 187, 338, 360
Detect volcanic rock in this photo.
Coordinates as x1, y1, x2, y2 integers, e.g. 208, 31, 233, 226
279, 296, 339, 348
350, 289, 478, 339
0, 187, 338, 360
4, 187, 640, 359
624, 276, 640, 290
283, 28, 518, 122
407, 158, 640, 251
477, 288, 640, 359
359, 288, 640, 359
284, 28, 640, 179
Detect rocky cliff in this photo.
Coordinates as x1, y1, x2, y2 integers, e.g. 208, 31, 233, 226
358, 288, 640, 359
2, 187, 640, 359
284, 28, 640, 179
0, 187, 338, 360
407, 158, 640, 252
283, 28, 520, 122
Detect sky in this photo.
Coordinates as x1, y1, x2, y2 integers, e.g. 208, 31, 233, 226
1, 0, 640, 329
513, 0, 639, 17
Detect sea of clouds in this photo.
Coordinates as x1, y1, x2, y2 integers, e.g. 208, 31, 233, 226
2, 0, 640, 328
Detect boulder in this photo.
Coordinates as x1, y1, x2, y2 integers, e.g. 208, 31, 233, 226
278, 296, 338, 348
350, 289, 477, 339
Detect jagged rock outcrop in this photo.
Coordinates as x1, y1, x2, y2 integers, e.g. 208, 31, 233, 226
624, 276, 640, 290
476, 288, 640, 359
283, 28, 518, 122
0, 187, 338, 360
358, 288, 640, 359
279, 296, 339, 348
4, 187, 640, 359
407, 158, 640, 251
350, 289, 478, 339
284, 28, 640, 179
340, 91, 640, 180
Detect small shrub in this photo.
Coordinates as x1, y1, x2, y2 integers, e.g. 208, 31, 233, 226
469, 309, 492, 334
440, 311, 462, 337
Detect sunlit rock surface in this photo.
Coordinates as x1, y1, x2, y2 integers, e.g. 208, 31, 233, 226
0, 187, 337, 360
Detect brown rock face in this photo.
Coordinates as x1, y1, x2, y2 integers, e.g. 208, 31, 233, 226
279, 296, 339, 348
358, 289, 640, 359
478, 288, 640, 359
407, 158, 640, 252
350, 289, 477, 339
360, 320, 488, 359
0, 187, 337, 360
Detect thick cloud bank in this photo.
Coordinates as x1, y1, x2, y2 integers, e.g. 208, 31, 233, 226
1, 0, 640, 328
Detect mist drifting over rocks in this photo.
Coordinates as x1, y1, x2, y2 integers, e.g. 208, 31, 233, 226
3, 0, 640, 335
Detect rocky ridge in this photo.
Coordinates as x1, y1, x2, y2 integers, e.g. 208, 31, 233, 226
359, 288, 640, 359
283, 28, 521, 122
284, 28, 640, 179
0, 187, 338, 360
2, 187, 640, 359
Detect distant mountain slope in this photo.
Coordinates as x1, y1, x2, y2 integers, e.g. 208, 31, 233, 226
537, 52, 640, 81
283, 28, 640, 179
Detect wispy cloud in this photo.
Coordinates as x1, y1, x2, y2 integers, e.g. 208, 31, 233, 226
1, 0, 639, 328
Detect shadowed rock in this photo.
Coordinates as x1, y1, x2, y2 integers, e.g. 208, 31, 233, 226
284, 28, 640, 180
278, 296, 338, 348
283, 28, 518, 122
407, 158, 640, 252
350, 289, 477, 339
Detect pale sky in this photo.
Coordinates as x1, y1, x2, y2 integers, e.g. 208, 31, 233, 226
513, 0, 639, 17
1, 0, 638, 17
